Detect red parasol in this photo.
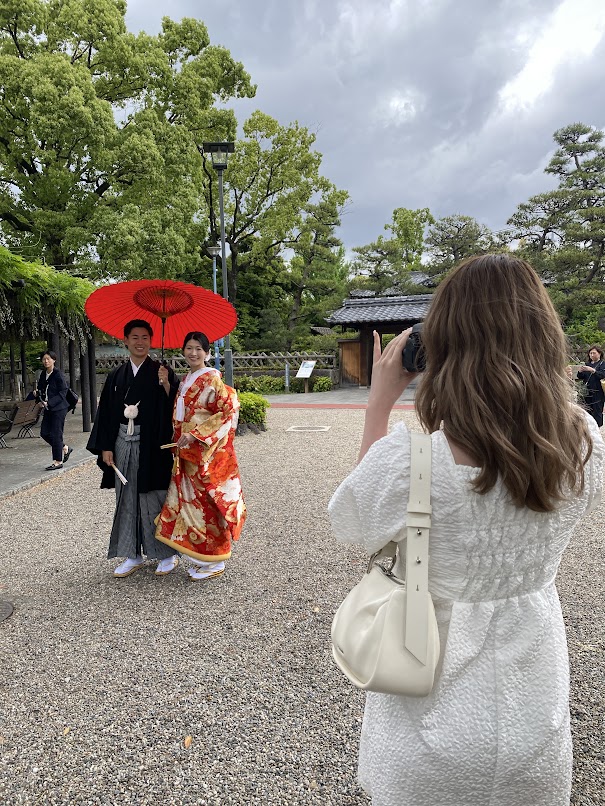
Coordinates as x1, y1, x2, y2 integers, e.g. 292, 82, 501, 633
85, 279, 237, 356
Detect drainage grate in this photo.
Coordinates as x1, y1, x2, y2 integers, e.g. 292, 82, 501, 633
286, 425, 331, 432
0, 601, 13, 623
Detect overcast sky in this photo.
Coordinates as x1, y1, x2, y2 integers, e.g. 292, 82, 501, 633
125, 0, 605, 251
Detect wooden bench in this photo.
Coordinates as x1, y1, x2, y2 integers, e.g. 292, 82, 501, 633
0, 400, 42, 446
0, 406, 16, 448
13, 399, 43, 438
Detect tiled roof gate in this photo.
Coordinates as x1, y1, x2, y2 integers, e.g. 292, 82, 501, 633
326, 293, 433, 386
326, 294, 432, 326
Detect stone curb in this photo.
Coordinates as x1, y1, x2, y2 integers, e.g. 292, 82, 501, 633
0, 456, 96, 500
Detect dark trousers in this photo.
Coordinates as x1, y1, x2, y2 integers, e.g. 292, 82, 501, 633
588, 401, 604, 427
40, 409, 67, 462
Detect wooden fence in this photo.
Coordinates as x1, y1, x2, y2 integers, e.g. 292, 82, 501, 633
94, 351, 337, 375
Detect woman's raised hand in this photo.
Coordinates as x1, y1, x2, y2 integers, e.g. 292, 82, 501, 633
357, 329, 418, 462
367, 329, 417, 412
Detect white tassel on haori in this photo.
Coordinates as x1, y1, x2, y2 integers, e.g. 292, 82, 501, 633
124, 402, 140, 436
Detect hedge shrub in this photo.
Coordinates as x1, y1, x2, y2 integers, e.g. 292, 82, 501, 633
235, 375, 285, 394
235, 373, 333, 394
312, 376, 333, 392
238, 392, 270, 426
234, 375, 260, 393
289, 375, 333, 393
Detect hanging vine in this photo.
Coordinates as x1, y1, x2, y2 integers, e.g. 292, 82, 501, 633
0, 248, 95, 344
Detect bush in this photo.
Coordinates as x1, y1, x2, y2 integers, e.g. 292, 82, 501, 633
290, 378, 303, 393
288, 375, 333, 393
234, 374, 285, 394
312, 376, 333, 392
234, 372, 333, 394
234, 375, 260, 393
238, 392, 270, 426
258, 375, 286, 394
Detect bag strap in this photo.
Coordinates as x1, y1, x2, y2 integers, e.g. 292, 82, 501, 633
367, 431, 433, 663
405, 432, 432, 664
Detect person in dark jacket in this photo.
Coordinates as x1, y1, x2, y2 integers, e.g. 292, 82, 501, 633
86, 319, 180, 578
577, 345, 605, 426
36, 350, 71, 471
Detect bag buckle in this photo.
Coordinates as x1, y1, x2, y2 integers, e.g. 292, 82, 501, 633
367, 545, 397, 576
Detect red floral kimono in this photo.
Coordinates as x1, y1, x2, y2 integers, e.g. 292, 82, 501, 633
155, 368, 247, 561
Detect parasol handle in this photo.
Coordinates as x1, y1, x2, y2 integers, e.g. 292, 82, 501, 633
158, 316, 168, 386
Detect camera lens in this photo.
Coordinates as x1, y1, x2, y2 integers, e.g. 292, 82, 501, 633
402, 323, 425, 372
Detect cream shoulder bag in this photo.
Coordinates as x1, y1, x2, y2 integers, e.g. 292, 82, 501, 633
331, 432, 440, 696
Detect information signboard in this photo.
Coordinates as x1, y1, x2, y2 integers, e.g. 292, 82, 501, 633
295, 360, 317, 379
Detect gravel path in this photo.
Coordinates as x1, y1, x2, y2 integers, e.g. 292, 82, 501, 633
0, 408, 603, 805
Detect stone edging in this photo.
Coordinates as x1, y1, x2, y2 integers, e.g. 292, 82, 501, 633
0, 456, 97, 501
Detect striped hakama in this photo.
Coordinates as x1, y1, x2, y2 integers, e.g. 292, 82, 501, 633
107, 424, 177, 560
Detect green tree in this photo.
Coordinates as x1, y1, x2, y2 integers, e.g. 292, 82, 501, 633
507, 192, 569, 255
201, 111, 325, 305
508, 124, 605, 336
425, 214, 495, 276
231, 244, 290, 351
280, 184, 349, 347
512, 124, 605, 285
350, 207, 434, 292
388, 207, 434, 266
0, 0, 255, 279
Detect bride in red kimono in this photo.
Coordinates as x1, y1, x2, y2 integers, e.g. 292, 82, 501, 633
155, 331, 247, 581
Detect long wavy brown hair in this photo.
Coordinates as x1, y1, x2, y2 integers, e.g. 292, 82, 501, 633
415, 254, 592, 512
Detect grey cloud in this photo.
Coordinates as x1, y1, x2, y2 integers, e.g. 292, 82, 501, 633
125, 0, 605, 249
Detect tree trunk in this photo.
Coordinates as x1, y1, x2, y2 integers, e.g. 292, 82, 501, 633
46, 243, 68, 271
286, 262, 312, 347
581, 240, 605, 284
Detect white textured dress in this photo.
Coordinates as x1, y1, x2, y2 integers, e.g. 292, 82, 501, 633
328, 413, 604, 806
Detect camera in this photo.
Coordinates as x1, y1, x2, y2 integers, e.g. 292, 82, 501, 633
402, 322, 425, 372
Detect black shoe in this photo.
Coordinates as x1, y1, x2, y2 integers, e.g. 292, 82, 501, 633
45, 463, 63, 471
63, 447, 73, 463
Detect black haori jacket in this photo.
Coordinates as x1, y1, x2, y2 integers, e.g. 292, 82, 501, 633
37, 368, 69, 412
577, 359, 605, 401
86, 356, 178, 492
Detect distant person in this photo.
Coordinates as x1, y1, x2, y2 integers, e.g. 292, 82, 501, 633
329, 254, 604, 806
155, 331, 246, 580
86, 319, 180, 577
35, 350, 71, 471
577, 345, 605, 426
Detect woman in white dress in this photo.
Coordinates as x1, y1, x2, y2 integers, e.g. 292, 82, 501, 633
329, 254, 604, 806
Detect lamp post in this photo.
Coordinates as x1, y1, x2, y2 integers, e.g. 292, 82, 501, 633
202, 141, 235, 387
206, 244, 222, 371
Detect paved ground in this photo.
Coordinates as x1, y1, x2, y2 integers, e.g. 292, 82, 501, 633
0, 405, 603, 805
0, 408, 95, 498
0, 386, 416, 499
265, 384, 417, 409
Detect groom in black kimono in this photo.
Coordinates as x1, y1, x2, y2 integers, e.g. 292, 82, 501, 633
87, 319, 180, 577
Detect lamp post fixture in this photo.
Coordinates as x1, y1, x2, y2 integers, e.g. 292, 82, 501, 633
206, 244, 222, 371
202, 141, 235, 387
